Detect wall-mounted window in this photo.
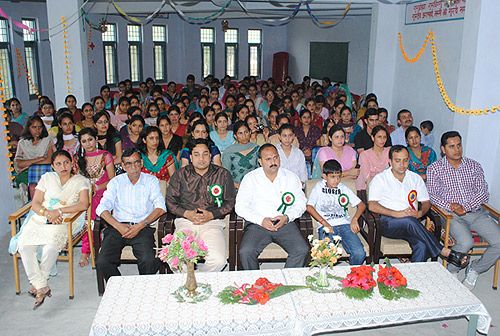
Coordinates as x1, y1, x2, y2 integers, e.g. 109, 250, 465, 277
127, 24, 142, 83
224, 28, 238, 79
152, 25, 167, 81
200, 27, 214, 78
248, 29, 262, 78
22, 19, 40, 98
0, 18, 15, 98
102, 23, 118, 85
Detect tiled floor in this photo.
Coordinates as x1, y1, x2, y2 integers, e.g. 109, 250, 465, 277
0, 233, 498, 336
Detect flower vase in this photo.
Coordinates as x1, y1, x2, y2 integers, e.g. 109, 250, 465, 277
316, 265, 330, 287
185, 261, 197, 297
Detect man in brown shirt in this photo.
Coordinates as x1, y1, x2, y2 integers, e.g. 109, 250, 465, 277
166, 138, 236, 272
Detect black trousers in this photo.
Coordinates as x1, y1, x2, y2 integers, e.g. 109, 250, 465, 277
96, 226, 160, 281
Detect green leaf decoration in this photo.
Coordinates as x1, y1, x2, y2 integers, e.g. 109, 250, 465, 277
341, 287, 374, 300
378, 283, 420, 300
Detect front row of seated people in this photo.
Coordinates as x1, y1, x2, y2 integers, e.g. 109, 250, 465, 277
11, 131, 499, 308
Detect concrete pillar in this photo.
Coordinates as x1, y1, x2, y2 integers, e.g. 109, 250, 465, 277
366, 3, 401, 117
453, 0, 500, 208
46, 0, 90, 107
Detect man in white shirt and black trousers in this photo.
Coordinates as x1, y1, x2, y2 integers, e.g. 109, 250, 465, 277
96, 148, 166, 281
235, 143, 309, 270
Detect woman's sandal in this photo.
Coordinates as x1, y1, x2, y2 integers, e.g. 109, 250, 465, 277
79, 254, 90, 267
33, 287, 51, 310
445, 250, 469, 269
28, 287, 37, 298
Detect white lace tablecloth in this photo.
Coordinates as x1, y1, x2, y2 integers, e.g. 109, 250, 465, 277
89, 269, 298, 336
89, 263, 491, 336
282, 262, 491, 335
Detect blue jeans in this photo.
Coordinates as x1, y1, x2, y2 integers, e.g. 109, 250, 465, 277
318, 225, 366, 265
380, 215, 442, 262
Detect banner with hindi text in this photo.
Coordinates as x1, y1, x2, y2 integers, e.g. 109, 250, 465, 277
405, 0, 466, 25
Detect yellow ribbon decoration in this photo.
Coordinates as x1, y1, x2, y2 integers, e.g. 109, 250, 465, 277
398, 31, 498, 115
112, 1, 142, 23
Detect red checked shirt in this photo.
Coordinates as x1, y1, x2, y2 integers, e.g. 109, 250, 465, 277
426, 157, 489, 212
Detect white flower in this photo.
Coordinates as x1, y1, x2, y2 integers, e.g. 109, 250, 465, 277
332, 235, 342, 242
308, 234, 314, 241
313, 239, 319, 246
338, 247, 344, 255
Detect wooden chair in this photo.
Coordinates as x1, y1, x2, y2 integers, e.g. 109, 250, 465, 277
93, 214, 168, 295
232, 212, 313, 270
157, 212, 238, 272
432, 204, 499, 290
364, 186, 441, 264
10, 198, 93, 299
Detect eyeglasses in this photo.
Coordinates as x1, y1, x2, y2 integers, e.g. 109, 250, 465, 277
123, 160, 142, 168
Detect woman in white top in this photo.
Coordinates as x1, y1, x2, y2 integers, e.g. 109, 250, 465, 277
10, 150, 90, 309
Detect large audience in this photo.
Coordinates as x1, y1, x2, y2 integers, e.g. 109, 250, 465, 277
5, 73, 499, 309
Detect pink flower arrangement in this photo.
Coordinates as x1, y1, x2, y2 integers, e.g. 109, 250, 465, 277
158, 229, 208, 271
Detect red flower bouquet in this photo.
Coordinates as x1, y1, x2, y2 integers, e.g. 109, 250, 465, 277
377, 259, 420, 300
218, 277, 306, 305
340, 265, 376, 299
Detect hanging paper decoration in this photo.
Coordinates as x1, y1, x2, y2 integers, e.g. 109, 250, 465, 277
15, 48, 41, 99
398, 31, 498, 115
234, 0, 302, 27
61, 16, 72, 95
111, 0, 168, 24
0, 66, 16, 180
0, 7, 46, 33
168, 0, 231, 25
305, 1, 351, 29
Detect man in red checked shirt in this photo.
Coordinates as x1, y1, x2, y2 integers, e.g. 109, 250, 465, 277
427, 131, 500, 290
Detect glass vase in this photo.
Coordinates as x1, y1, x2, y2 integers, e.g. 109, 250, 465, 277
316, 265, 330, 287
185, 261, 197, 297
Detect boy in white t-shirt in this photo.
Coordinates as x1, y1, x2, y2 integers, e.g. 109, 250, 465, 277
307, 159, 367, 265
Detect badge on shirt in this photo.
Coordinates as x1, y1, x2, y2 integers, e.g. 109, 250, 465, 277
338, 193, 349, 214
277, 192, 295, 214
408, 190, 417, 210
208, 184, 223, 207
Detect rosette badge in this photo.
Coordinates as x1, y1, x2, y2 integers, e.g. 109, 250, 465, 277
277, 192, 295, 214
338, 193, 349, 214
209, 184, 223, 207
407, 190, 417, 210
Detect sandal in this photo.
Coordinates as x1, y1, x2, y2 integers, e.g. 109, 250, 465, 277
28, 287, 37, 298
33, 287, 51, 310
445, 250, 469, 269
79, 254, 90, 267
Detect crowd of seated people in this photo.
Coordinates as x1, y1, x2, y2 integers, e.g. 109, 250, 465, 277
5, 72, 499, 309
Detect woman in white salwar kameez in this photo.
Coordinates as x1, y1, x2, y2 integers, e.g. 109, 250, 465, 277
11, 150, 90, 309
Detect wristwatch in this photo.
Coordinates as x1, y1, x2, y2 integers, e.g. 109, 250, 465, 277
40, 207, 46, 216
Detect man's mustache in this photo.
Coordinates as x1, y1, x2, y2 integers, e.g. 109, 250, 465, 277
270, 164, 278, 168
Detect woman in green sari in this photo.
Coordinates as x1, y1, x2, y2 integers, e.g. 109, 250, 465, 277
138, 126, 177, 196
222, 121, 260, 189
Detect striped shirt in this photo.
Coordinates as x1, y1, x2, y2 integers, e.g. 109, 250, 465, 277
426, 157, 489, 212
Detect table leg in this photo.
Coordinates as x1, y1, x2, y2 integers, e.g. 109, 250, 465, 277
467, 315, 478, 336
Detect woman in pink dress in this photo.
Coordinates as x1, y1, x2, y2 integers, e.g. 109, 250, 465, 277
355, 125, 391, 192
77, 127, 115, 267
315, 124, 359, 179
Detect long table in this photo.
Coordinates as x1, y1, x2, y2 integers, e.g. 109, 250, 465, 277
89, 262, 491, 336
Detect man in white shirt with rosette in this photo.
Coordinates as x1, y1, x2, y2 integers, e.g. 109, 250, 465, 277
368, 145, 468, 267
235, 143, 309, 270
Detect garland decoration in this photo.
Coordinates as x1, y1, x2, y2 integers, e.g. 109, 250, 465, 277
15, 48, 41, 99
168, 0, 231, 25
0, 67, 15, 180
61, 16, 72, 95
397, 31, 431, 63
399, 31, 499, 115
